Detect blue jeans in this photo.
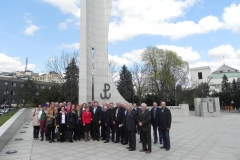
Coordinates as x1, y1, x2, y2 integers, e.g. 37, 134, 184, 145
160, 129, 170, 148
153, 124, 162, 143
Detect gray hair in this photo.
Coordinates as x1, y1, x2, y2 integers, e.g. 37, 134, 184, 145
141, 103, 147, 107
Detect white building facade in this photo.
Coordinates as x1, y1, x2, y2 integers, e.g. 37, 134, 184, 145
190, 64, 240, 92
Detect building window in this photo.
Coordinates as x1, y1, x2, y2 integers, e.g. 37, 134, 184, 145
49, 86, 51, 89
4, 91, 9, 95
41, 86, 45, 89
12, 83, 16, 87
11, 91, 16, 95
11, 99, 15, 104
21, 84, 24, 88
198, 72, 203, 79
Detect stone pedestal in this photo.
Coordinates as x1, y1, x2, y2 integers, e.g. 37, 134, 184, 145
194, 97, 221, 117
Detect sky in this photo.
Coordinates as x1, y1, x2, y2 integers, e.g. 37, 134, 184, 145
0, 0, 240, 73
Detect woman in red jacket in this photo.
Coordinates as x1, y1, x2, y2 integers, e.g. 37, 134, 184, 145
82, 106, 92, 142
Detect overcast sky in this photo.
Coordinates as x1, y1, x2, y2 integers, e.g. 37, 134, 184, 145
0, 0, 240, 73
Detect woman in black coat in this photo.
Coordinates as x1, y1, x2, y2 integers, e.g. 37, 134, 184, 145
57, 106, 68, 142
67, 105, 77, 142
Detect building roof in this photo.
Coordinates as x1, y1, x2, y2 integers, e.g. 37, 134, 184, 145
190, 66, 211, 71
212, 64, 239, 74
212, 72, 240, 79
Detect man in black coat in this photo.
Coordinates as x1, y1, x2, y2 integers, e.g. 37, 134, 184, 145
91, 101, 102, 141
157, 101, 172, 151
138, 103, 152, 154
151, 102, 162, 144
101, 106, 108, 140
122, 103, 129, 145
113, 102, 124, 143
126, 104, 137, 151
104, 103, 115, 143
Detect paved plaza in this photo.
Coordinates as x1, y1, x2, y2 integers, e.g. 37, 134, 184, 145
0, 112, 240, 160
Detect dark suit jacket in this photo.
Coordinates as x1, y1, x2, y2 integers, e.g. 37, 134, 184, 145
138, 109, 151, 132
114, 106, 123, 123
151, 107, 159, 125
106, 108, 114, 125
157, 107, 172, 130
67, 111, 77, 128
92, 106, 102, 123
126, 110, 137, 131
101, 111, 107, 125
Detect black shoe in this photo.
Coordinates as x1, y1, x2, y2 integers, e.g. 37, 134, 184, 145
74, 138, 77, 141
78, 138, 81, 141
122, 142, 128, 145
70, 140, 73, 143
126, 147, 130, 149
128, 148, 135, 151
139, 141, 142, 143
40, 137, 43, 141
114, 141, 119, 143
153, 141, 157, 144
49, 140, 52, 143
111, 139, 114, 142
160, 146, 166, 149
52, 140, 56, 143
104, 140, 109, 143
166, 148, 170, 151
93, 138, 97, 141
160, 142, 163, 144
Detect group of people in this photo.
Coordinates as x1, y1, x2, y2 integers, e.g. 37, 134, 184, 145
31, 100, 172, 154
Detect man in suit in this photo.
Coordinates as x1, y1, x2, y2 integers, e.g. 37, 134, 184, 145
104, 103, 115, 143
157, 101, 171, 151
126, 104, 137, 151
151, 102, 162, 144
113, 102, 123, 143
122, 103, 129, 145
138, 103, 152, 154
101, 106, 108, 140
92, 101, 102, 141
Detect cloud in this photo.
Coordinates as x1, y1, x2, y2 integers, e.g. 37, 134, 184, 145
0, 53, 35, 72
58, 18, 74, 30
222, 3, 240, 32
157, 45, 201, 63
108, 1, 240, 42
24, 24, 39, 36
58, 43, 79, 49
185, 45, 240, 71
42, 0, 80, 18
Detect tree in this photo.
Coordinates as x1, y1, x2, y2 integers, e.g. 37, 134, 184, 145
117, 65, 134, 103
220, 74, 231, 105
17, 79, 38, 106
131, 63, 149, 104
44, 52, 79, 84
38, 86, 62, 103
194, 82, 211, 98
62, 58, 79, 104
141, 47, 189, 105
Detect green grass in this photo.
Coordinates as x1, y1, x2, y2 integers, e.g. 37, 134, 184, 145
0, 109, 19, 127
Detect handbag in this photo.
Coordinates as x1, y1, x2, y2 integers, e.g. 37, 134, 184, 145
46, 119, 53, 127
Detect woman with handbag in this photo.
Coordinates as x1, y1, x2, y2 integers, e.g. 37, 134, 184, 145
67, 105, 77, 143
31, 104, 41, 140
46, 102, 58, 143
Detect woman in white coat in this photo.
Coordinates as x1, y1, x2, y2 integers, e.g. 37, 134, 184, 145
31, 104, 42, 140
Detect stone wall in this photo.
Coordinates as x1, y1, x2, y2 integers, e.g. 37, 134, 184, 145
0, 108, 32, 151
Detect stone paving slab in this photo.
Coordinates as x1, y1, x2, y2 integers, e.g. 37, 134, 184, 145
0, 113, 240, 160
